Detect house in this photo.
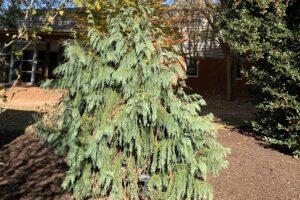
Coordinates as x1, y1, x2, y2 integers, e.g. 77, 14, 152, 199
0, 13, 75, 86
169, 5, 249, 100
0, 7, 248, 100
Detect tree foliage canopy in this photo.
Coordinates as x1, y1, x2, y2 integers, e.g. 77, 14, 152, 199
36, 1, 228, 199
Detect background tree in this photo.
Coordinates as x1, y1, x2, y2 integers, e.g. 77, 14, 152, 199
219, 0, 300, 157
36, 0, 229, 199
0, 0, 75, 52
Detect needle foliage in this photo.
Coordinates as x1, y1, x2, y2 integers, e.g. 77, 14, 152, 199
36, 1, 229, 199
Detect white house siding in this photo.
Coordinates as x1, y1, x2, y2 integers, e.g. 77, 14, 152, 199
169, 8, 224, 59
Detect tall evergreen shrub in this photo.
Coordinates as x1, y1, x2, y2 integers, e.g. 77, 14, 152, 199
219, 0, 300, 157
37, 2, 228, 199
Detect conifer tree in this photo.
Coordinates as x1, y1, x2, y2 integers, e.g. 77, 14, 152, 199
36, 1, 229, 199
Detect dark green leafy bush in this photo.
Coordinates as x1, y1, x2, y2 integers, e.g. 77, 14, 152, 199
219, 0, 300, 157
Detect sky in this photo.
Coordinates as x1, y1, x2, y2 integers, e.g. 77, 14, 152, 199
162, 0, 175, 5
0, 0, 175, 10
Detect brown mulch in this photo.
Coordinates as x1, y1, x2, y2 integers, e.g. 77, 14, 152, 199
0, 128, 72, 200
209, 128, 300, 200
0, 87, 300, 200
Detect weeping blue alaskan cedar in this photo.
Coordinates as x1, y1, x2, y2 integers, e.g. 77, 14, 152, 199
36, 1, 229, 199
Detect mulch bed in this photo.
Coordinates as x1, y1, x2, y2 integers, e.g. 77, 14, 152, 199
0, 128, 72, 200
0, 87, 299, 200
209, 128, 300, 200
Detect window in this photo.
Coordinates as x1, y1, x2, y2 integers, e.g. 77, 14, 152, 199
236, 57, 243, 80
186, 57, 198, 77
23, 50, 34, 60
8, 42, 61, 85
0, 44, 10, 83
19, 50, 34, 83
35, 51, 46, 84
49, 51, 59, 78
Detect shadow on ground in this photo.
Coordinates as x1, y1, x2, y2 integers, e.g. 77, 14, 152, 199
0, 110, 71, 200
203, 96, 255, 128
203, 96, 296, 157
0, 109, 36, 148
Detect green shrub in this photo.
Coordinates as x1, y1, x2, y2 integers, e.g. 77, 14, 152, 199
36, 2, 229, 199
219, 0, 300, 157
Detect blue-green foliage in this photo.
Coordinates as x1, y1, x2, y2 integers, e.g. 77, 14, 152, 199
36, 3, 229, 199
219, 0, 300, 157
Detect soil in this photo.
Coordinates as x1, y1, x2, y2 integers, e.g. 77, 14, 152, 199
0, 86, 64, 111
0, 87, 299, 200
209, 128, 300, 200
0, 127, 72, 200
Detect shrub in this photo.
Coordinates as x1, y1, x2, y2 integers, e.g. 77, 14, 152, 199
219, 0, 300, 157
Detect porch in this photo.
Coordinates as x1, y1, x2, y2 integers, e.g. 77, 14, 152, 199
0, 40, 63, 86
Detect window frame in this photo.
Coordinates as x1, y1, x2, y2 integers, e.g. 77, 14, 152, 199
185, 56, 199, 77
